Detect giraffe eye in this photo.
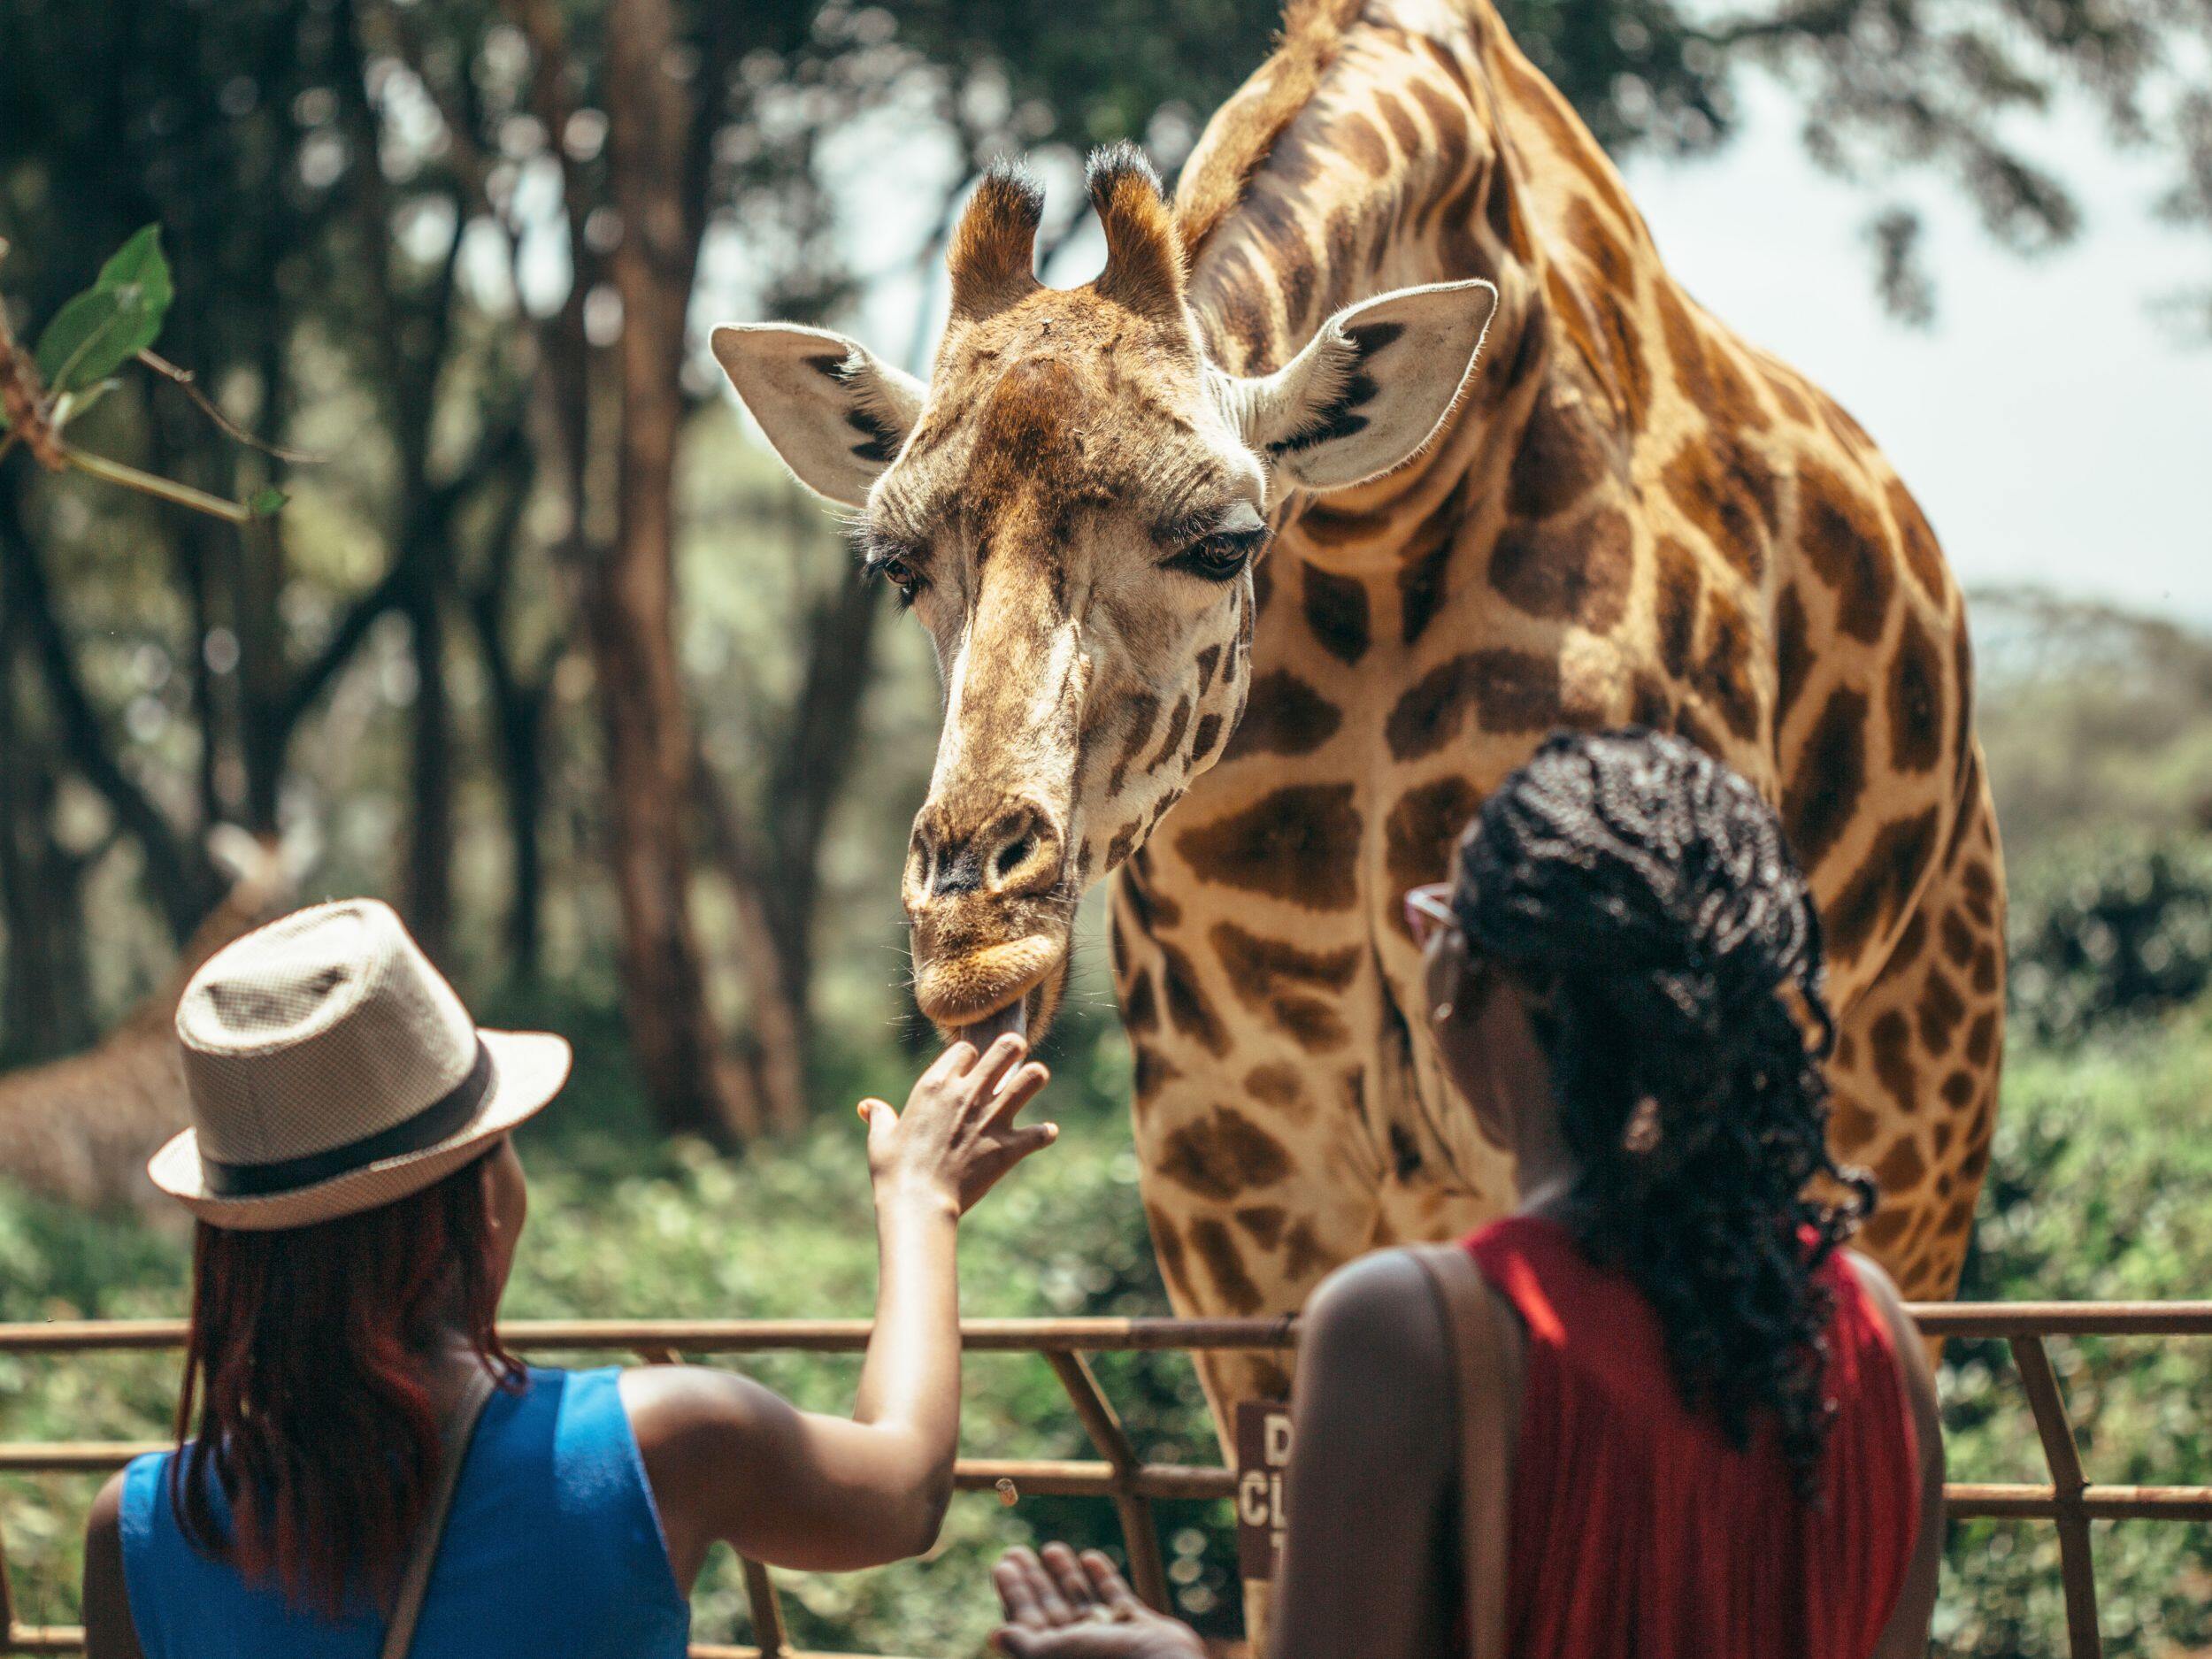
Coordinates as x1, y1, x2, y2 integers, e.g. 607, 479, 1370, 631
1169, 526, 1266, 582
867, 548, 927, 605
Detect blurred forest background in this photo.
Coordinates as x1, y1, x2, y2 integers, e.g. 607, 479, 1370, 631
1, 0, 2209, 1654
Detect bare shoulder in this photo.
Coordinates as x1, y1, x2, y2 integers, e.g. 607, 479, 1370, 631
85, 1468, 127, 1548
1844, 1252, 1941, 1420
1844, 1250, 1918, 1354
618, 1363, 789, 1457
1302, 1248, 1455, 1390
86, 1478, 127, 1540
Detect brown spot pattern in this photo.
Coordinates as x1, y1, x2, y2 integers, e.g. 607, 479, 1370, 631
1800, 464, 1895, 644
1224, 671, 1342, 760
1507, 380, 1615, 520
1302, 565, 1371, 664
1385, 777, 1484, 927
1176, 784, 1363, 909
1189, 1217, 1265, 1314
1157, 941, 1230, 1056
1827, 806, 1940, 964
1157, 1107, 1294, 1202
1387, 649, 1564, 761
1870, 1009, 1918, 1113
1653, 536, 1701, 679
1886, 479, 1948, 605
1889, 609, 1947, 773
1212, 922, 1359, 1050
1488, 508, 1633, 634
1782, 686, 1869, 872
1660, 434, 1776, 583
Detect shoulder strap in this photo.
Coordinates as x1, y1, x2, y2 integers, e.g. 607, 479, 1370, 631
381, 1365, 499, 1659
1410, 1242, 1523, 1659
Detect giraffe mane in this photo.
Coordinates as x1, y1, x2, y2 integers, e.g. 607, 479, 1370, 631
1171, 0, 1367, 262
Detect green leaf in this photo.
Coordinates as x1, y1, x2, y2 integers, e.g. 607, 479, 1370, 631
96, 225, 173, 315
33, 225, 173, 393
246, 486, 288, 518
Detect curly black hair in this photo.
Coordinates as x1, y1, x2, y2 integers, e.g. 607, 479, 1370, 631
1451, 727, 1874, 1497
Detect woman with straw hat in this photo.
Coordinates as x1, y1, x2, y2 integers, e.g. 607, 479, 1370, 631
79, 897, 1056, 1658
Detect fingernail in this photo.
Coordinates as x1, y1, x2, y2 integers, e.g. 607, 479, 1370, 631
1044, 1124, 1060, 1140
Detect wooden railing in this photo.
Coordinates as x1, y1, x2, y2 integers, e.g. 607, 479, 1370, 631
0, 1305, 2205, 1658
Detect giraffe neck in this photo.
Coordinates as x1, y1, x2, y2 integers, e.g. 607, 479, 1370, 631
1175, 0, 1567, 571
1182, 4, 1524, 335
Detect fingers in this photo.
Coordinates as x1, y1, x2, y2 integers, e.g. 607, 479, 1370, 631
1005, 1544, 1079, 1625
1041, 1541, 1099, 1614
962, 1033, 1027, 1102
986, 1060, 1050, 1127
921, 1040, 979, 1091
995, 1552, 1052, 1629
858, 1097, 895, 1148
962, 1121, 1059, 1207
1079, 1549, 1141, 1616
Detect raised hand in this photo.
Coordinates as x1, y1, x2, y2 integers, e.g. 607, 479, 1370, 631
862, 1035, 1056, 1216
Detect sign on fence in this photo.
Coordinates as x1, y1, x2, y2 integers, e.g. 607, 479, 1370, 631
1235, 1399, 1293, 1581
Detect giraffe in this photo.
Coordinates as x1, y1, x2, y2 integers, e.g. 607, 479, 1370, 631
0, 826, 310, 1209
720, 0, 2002, 1491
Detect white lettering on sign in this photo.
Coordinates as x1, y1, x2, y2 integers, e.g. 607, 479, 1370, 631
1234, 1400, 1293, 1580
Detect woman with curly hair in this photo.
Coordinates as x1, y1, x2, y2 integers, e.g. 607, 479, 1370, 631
991, 728, 1942, 1659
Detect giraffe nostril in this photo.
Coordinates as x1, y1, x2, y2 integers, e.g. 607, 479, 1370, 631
994, 830, 1035, 884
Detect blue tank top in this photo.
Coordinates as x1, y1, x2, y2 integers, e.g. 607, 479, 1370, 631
119, 1366, 689, 1659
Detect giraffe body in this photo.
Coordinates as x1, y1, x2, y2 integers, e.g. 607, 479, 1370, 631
719, 0, 2003, 1503
1117, 0, 2004, 1426
0, 831, 308, 1209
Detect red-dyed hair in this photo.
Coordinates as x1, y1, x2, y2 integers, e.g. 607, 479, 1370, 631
170, 1150, 520, 1617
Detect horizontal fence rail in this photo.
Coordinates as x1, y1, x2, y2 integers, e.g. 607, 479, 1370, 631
0, 1305, 2204, 1659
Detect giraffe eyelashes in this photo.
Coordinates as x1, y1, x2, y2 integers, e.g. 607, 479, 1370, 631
852, 525, 929, 606
1165, 515, 1269, 582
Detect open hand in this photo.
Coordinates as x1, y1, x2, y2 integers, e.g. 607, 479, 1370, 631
992, 1544, 1208, 1659
862, 1036, 1055, 1216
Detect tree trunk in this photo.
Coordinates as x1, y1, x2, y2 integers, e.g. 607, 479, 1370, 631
596, 0, 764, 1142
403, 574, 454, 964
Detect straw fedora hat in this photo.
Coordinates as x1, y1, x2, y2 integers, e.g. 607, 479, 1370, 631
150, 898, 571, 1230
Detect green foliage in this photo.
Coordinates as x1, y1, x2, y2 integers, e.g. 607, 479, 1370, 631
1, 996, 2208, 1652
2008, 841, 2212, 1046
32, 227, 172, 397
1937, 1009, 2212, 1655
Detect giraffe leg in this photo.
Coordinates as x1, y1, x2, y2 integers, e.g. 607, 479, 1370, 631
1824, 751, 2006, 1310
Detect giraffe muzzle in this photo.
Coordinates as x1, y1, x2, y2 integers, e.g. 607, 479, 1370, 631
904, 795, 1075, 1040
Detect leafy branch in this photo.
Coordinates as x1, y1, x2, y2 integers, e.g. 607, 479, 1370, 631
0, 227, 291, 522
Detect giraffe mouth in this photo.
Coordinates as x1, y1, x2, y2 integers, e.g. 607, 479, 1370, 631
913, 931, 1066, 1046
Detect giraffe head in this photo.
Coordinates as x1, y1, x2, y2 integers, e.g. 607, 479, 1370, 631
717, 147, 1495, 1040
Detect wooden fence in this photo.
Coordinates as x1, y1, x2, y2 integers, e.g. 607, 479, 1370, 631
0, 1304, 2206, 1658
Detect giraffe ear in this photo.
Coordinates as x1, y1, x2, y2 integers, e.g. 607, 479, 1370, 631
1236, 279, 1499, 494
711, 324, 926, 508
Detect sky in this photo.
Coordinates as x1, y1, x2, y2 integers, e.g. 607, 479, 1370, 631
1617, 80, 2211, 623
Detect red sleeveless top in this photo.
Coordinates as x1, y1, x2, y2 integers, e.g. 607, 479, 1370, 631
1465, 1217, 1919, 1658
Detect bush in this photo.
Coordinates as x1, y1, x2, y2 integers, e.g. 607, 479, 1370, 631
2008, 841, 2212, 1046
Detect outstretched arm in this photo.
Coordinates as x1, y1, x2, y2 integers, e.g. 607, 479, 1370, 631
627, 1036, 1056, 1585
